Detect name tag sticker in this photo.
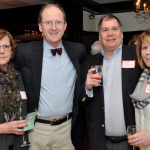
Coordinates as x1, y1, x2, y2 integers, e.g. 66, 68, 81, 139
20, 91, 28, 100
122, 60, 135, 68
144, 84, 150, 94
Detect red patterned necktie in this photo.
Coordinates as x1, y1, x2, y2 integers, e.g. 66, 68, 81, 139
51, 48, 62, 56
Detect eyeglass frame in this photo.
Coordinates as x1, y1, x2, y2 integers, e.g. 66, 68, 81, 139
0, 45, 11, 51
41, 20, 65, 27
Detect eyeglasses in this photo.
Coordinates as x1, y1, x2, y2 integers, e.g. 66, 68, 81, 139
41, 21, 65, 27
0, 45, 11, 51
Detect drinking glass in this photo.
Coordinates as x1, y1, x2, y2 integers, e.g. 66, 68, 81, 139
19, 102, 30, 148
127, 125, 136, 150
91, 65, 103, 86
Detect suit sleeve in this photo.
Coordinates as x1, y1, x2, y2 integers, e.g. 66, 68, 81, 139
79, 59, 93, 109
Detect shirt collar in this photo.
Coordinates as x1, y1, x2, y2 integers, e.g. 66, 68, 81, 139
43, 39, 62, 52
101, 44, 122, 58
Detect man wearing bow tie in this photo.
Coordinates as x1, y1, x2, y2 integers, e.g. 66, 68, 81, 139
12, 3, 86, 150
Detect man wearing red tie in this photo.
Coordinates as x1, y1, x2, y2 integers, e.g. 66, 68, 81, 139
12, 3, 86, 150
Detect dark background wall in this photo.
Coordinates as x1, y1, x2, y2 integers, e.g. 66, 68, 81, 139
0, 1, 144, 54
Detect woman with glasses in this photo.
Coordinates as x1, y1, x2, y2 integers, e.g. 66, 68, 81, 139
128, 28, 150, 150
0, 29, 29, 150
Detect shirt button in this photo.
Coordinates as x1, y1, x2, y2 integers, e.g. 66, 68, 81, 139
58, 98, 60, 99
56, 72, 58, 74
57, 85, 59, 87
56, 60, 57, 62
110, 71, 111, 73
140, 118, 142, 123
58, 110, 60, 112
106, 96, 108, 98
102, 124, 105, 127
105, 110, 107, 112
108, 84, 110, 86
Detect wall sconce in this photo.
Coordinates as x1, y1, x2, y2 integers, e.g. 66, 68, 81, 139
89, 14, 95, 19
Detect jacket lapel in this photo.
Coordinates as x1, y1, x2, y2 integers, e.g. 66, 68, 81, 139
92, 54, 104, 107
62, 41, 80, 75
122, 45, 133, 102
31, 40, 43, 101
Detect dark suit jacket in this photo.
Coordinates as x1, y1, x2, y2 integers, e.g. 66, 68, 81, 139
12, 40, 86, 147
78, 45, 142, 150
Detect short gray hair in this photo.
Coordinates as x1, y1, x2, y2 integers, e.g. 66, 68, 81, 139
91, 41, 103, 55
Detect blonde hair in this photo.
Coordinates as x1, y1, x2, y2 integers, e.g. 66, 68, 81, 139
136, 28, 150, 69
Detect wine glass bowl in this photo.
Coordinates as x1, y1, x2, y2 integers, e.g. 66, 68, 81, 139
127, 125, 136, 137
91, 65, 103, 86
127, 125, 136, 150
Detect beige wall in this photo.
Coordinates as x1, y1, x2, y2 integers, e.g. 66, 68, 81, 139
83, 11, 150, 32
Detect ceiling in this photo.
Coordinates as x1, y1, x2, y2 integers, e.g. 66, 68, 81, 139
92, 0, 131, 4
0, 0, 138, 14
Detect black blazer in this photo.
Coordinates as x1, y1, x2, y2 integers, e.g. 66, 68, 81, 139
78, 45, 142, 150
12, 40, 86, 147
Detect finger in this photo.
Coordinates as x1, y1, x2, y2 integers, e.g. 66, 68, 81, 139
87, 80, 101, 86
88, 68, 96, 74
15, 120, 26, 124
128, 133, 139, 139
15, 131, 25, 135
17, 123, 29, 128
92, 74, 102, 80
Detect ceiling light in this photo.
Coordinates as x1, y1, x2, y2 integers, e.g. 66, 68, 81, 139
89, 14, 95, 19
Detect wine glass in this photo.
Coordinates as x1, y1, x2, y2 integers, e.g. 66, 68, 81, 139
91, 65, 103, 86
127, 125, 136, 150
19, 102, 30, 148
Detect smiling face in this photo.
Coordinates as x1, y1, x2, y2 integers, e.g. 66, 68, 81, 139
141, 37, 150, 67
0, 35, 12, 71
99, 18, 123, 55
38, 6, 67, 48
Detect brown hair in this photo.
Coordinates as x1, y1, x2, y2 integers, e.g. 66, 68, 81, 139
98, 14, 122, 33
136, 28, 150, 69
38, 3, 66, 23
128, 34, 140, 45
0, 29, 15, 60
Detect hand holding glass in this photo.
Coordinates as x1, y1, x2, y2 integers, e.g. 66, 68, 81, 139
127, 125, 136, 150
127, 125, 136, 137
91, 65, 103, 86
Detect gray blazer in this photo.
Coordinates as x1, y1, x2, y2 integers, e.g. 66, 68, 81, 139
0, 71, 29, 150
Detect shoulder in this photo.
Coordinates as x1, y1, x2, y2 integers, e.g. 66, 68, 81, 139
62, 40, 86, 61
122, 44, 136, 52
83, 53, 102, 67
16, 40, 42, 50
63, 40, 84, 46
62, 40, 85, 51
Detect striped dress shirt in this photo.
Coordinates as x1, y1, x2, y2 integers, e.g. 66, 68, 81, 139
101, 45, 126, 136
